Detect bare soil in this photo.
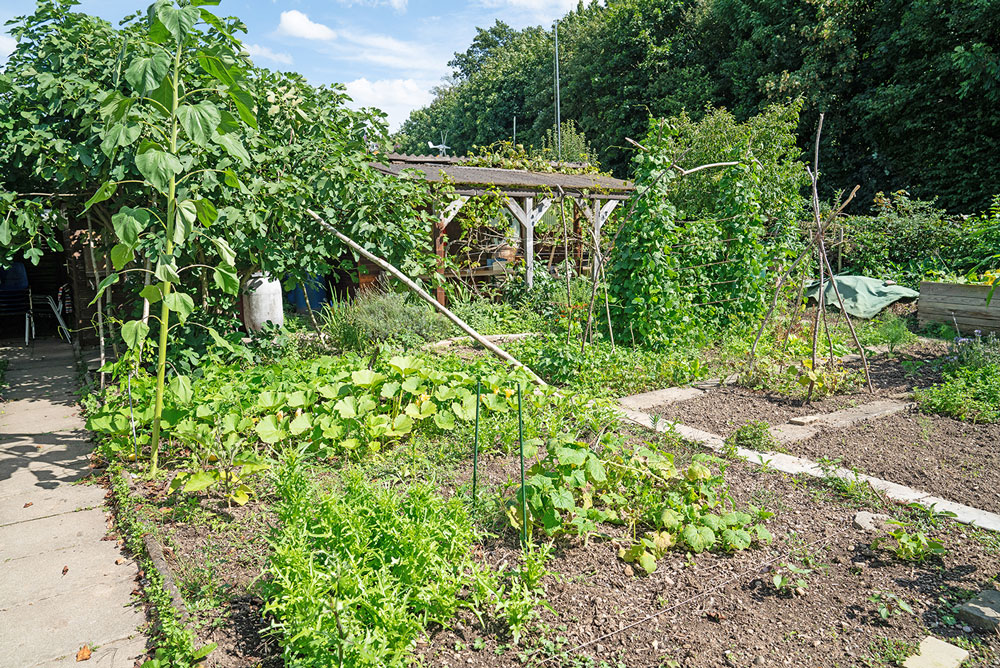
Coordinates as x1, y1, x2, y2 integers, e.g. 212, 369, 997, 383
125, 476, 282, 668
649, 341, 1000, 514
790, 411, 1000, 515
417, 449, 1000, 667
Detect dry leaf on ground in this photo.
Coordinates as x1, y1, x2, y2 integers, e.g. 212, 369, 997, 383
75, 645, 91, 661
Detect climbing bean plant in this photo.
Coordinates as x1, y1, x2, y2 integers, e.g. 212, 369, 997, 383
606, 104, 808, 347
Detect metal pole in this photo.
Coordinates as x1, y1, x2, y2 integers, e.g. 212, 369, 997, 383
517, 383, 527, 544
513, 116, 517, 145
472, 378, 480, 510
554, 20, 562, 161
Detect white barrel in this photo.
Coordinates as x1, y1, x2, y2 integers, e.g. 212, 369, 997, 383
242, 272, 284, 331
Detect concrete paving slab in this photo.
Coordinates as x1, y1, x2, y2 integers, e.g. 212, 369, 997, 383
902, 636, 968, 668
770, 422, 819, 443
772, 400, 911, 443
0, 433, 93, 460
619, 387, 703, 411
955, 589, 1000, 632
0, 508, 110, 560
32, 635, 147, 668
617, 401, 1000, 532
0, 579, 144, 666
0, 399, 84, 434
0, 482, 105, 526
0, 461, 94, 495
0, 541, 135, 607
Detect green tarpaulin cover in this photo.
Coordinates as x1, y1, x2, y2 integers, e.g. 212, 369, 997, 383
806, 276, 919, 319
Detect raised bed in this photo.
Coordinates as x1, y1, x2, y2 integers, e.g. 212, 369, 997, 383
919, 281, 1000, 335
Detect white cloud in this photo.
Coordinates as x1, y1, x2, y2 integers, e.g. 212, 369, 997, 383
245, 43, 293, 66
0, 34, 16, 63
344, 77, 435, 131
337, 0, 409, 10
277, 10, 336, 41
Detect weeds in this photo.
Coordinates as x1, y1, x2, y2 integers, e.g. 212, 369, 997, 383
869, 591, 914, 622
264, 456, 545, 666
724, 421, 776, 456
871, 521, 946, 562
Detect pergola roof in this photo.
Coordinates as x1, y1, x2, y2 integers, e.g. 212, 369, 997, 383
371, 153, 633, 199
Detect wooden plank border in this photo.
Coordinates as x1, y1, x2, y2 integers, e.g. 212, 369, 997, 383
918, 281, 1000, 334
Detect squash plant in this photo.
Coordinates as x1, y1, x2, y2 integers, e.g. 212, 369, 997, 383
84, 0, 253, 473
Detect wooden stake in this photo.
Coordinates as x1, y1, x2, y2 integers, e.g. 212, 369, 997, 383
306, 209, 546, 385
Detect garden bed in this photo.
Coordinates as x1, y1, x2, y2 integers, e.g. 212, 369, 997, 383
415, 445, 1000, 667
651, 343, 947, 438
124, 477, 281, 668
787, 411, 1000, 515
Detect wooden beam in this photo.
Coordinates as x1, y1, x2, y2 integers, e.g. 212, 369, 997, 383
433, 196, 469, 305
524, 196, 534, 289
306, 208, 547, 385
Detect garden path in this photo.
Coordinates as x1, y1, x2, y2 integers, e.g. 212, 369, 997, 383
0, 338, 145, 667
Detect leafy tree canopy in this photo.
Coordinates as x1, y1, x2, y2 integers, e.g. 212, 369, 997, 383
397, 0, 1000, 213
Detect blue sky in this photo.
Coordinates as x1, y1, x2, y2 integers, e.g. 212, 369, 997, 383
0, 0, 578, 129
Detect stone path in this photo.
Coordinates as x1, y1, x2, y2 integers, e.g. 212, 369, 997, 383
0, 339, 145, 667
617, 386, 1000, 532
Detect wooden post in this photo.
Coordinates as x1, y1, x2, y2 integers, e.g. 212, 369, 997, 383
433, 196, 469, 305
572, 204, 582, 273
524, 196, 534, 290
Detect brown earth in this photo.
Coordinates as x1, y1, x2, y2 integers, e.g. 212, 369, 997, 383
416, 449, 1000, 668
789, 411, 1000, 515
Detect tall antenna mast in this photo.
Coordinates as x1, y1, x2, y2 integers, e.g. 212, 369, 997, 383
554, 19, 562, 161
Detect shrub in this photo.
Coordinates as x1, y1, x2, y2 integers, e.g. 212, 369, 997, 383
450, 299, 548, 335
916, 332, 1000, 423
319, 290, 454, 351
838, 191, 998, 288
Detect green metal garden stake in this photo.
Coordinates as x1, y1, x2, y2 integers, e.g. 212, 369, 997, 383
518, 383, 527, 545
472, 378, 480, 510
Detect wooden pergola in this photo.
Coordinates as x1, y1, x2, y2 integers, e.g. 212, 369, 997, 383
372, 154, 633, 304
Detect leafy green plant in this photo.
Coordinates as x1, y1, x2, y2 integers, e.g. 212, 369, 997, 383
916, 363, 1000, 423
88, 352, 546, 465
724, 421, 776, 456
511, 436, 772, 573
771, 562, 811, 595
872, 521, 947, 562
264, 458, 543, 665
168, 416, 269, 507
77, 1, 255, 473
785, 359, 854, 397
862, 314, 917, 355
605, 104, 807, 348
509, 434, 612, 537
869, 591, 914, 621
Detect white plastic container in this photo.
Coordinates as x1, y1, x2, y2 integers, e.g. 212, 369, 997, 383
242, 272, 284, 331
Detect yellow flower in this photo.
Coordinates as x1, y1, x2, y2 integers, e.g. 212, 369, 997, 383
419, 393, 430, 404
503, 388, 514, 399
